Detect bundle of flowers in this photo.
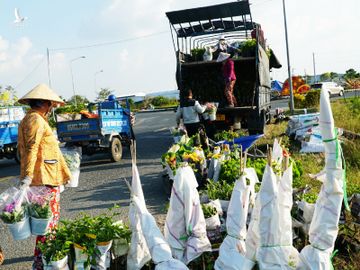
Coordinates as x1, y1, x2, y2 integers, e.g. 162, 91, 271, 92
0, 201, 26, 224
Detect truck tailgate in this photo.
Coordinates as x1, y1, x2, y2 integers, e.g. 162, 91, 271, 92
57, 119, 101, 142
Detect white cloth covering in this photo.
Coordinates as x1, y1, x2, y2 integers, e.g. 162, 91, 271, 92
214, 168, 258, 270
297, 89, 345, 270
131, 196, 188, 270
127, 162, 151, 270
164, 165, 211, 264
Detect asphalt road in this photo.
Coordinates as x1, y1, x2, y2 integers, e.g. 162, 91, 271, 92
0, 110, 176, 269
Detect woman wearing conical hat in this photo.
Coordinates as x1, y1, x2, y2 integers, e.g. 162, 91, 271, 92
17, 83, 71, 270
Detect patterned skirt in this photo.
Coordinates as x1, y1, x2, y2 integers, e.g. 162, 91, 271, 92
32, 186, 60, 270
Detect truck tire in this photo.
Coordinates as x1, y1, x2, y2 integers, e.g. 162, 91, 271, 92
15, 148, 20, 164
110, 138, 122, 162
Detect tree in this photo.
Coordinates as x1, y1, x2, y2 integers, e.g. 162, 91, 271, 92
344, 68, 360, 80
68, 95, 89, 105
329, 72, 338, 80
0, 85, 18, 106
96, 88, 113, 102
320, 72, 331, 82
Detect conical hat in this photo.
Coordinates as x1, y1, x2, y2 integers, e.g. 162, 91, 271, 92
18, 83, 65, 105
216, 52, 230, 62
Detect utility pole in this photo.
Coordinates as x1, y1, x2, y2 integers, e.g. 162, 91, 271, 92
47, 48, 52, 87
312, 52, 316, 83
282, 0, 294, 114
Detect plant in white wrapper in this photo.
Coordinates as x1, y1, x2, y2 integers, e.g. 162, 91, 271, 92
39, 227, 71, 270
28, 188, 53, 235
201, 204, 220, 230
62, 147, 82, 187
0, 187, 31, 240
164, 165, 211, 264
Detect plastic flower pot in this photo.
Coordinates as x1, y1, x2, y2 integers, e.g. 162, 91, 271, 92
209, 111, 217, 121
7, 216, 31, 240
111, 238, 129, 257
74, 243, 89, 266
66, 169, 80, 188
30, 216, 52, 235
205, 214, 221, 230
96, 240, 112, 270
43, 256, 69, 270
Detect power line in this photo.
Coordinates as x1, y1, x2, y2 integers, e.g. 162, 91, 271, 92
14, 57, 46, 89
50, 30, 169, 51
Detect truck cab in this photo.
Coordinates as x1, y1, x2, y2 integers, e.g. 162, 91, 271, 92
166, 1, 281, 134
56, 97, 134, 162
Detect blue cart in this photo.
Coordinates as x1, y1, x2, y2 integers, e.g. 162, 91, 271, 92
56, 99, 134, 162
0, 107, 26, 162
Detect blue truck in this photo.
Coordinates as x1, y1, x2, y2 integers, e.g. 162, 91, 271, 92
56, 98, 134, 162
0, 107, 26, 162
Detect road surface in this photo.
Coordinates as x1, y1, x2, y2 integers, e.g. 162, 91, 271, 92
0, 110, 176, 269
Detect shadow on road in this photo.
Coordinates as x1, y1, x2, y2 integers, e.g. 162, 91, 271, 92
3, 256, 33, 265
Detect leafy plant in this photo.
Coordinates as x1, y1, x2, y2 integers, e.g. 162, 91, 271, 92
246, 158, 267, 180
240, 39, 257, 57
301, 192, 318, 204
214, 130, 248, 142
0, 202, 26, 224
201, 204, 217, 219
206, 180, 234, 201
39, 226, 72, 263
28, 203, 52, 219
219, 158, 241, 183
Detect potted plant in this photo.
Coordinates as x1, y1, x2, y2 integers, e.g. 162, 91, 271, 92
111, 221, 132, 258
39, 227, 71, 270
61, 215, 97, 270
201, 204, 220, 230
207, 103, 218, 121
28, 193, 53, 235
205, 180, 234, 212
240, 39, 257, 57
62, 147, 82, 188
0, 200, 31, 240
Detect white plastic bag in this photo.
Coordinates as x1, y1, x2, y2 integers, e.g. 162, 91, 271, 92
61, 147, 82, 187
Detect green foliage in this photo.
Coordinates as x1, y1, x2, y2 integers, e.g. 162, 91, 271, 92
201, 204, 217, 218
96, 88, 113, 102
68, 95, 89, 105
28, 203, 52, 219
294, 90, 320, 109
219, 158, 240, 183
191, 47, 206, 61
214, 130, 248, 142
39, 226, 72, 263
206, 180, 234, 201
246, 158, 267, 180
301, 192, 318, 204
0, 85, 18, 106
0, 207, 26, 224
55, 103, 87, 114
344, 68, 360, 80
241, 39, 257, 57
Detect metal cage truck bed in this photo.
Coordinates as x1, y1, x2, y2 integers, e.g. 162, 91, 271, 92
166, 1, 281, 134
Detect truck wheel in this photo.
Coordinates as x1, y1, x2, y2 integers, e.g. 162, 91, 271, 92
15, 149, 20, 164
110, 138, 122, 162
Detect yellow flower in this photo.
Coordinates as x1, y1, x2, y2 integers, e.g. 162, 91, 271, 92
85, 233, 97, 239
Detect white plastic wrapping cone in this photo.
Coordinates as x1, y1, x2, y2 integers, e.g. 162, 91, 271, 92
164, 165, 211, 264
131, 196, 189, 270
214, 168, 258, 270
256, 164, 299, 269
297, 88, 345, 270
127, 163, 151, 270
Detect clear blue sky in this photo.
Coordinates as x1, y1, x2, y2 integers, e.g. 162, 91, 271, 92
1, 0, 359, 101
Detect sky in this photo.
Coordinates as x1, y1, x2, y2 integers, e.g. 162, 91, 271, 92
0, 0, 359, 101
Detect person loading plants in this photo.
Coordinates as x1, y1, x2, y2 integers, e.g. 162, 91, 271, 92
217, 52, 238, 107
176, 88, 213, 137
17, 83, 71, 270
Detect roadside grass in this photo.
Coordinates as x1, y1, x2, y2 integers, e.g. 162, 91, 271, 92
332, 97, 360, 133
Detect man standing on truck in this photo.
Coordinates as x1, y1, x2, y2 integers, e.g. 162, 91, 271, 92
217, 52, 238, 107
176, 89, 212, 137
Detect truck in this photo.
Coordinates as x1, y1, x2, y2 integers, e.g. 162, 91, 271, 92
166, 1, 281, 134
56, 97, 134, 162
0, 106, 25, 163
